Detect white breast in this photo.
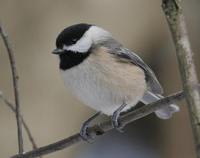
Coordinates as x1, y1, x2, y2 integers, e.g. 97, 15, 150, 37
60, 48, 146, 115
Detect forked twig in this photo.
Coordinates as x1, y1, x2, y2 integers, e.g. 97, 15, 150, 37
0, 92, 42, 158
0, 24, 23, 153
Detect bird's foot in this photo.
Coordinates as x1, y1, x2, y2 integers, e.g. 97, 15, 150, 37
80, 111, 101, 143
111, 102, 127, 132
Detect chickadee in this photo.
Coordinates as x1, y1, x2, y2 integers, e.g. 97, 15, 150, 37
52, 23, 179, 140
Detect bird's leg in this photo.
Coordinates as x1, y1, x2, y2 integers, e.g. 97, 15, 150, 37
80, 111, 101, 142
111, 102, 127, 132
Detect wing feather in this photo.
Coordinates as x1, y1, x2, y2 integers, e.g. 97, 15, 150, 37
115, 47, 163, 94
100, 40, 163, 94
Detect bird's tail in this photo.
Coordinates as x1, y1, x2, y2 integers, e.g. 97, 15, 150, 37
141, 91, 180, 119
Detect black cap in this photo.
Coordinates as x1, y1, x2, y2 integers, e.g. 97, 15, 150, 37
56, 23, 92, 48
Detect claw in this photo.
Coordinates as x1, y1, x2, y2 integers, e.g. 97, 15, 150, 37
80, 112, 101, 142
80, 122, 93, 143
111, 102, 127, 132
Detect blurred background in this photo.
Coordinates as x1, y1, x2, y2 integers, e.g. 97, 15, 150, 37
0, 0, 200, 158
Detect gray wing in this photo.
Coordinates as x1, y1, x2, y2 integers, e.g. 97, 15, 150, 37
102, 40, 163, 94
116, 47, 163, 94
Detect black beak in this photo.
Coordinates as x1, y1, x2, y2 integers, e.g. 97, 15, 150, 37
52, 48, 65, 55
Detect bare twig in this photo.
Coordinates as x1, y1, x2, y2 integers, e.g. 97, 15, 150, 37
162, 0, 200, 157
0, 24, 24, 153
0, 91, 42, 158
11, 87, 191, 158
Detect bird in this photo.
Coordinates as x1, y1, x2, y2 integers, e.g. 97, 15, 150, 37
52, 23, 179, 141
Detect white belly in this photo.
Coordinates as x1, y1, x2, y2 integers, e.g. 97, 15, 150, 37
60, 50, 146, 115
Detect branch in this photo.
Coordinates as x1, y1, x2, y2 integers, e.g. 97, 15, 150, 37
0, 24, 24, 153
11, 87, 192, 158
0, 91, 42, 158
162, 0, 200, 157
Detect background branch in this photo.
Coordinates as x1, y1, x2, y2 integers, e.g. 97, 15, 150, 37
0, 91, 42, 158
162, 0, 200, 157
11, 86, 194, 158
0, 24, 24, 153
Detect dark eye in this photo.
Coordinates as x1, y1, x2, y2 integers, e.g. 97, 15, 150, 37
72, 39, 77, 42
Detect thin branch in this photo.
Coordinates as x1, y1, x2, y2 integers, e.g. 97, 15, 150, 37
11, 86, 192, 158
0, 91, 42, 158
0, 24, 24, 153
162, 0, 200, 157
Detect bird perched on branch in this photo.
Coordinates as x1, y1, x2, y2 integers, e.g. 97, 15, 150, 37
52, 23, 179, 141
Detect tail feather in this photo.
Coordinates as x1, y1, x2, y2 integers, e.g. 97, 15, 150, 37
141, 91, 179, 119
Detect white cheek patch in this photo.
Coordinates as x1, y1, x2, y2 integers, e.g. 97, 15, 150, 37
63, 33, 92, 53
63, 26, 112, 53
